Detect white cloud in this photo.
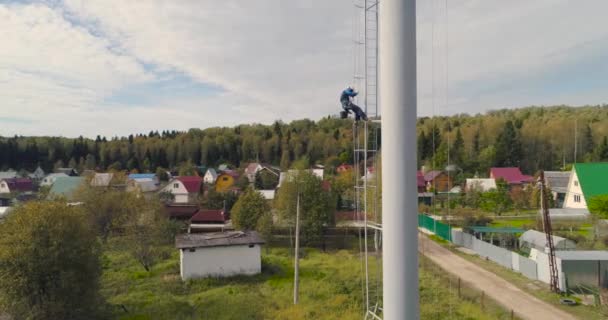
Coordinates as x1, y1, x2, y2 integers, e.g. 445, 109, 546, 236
1, 0, 608, 137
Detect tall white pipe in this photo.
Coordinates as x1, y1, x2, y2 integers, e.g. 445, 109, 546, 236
380, 0, 419, 319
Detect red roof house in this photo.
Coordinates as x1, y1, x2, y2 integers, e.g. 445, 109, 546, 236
176, 176, 203, 193
164, 205, 199, 220
0, 178, 34, 193
416, 171, 426, 193
190, 209, 228, 224
490, 167, 534, 185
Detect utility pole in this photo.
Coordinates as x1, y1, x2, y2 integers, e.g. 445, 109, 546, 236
380, 0, 419, 318
293, 194, 301, 304
540, 171, 559, 292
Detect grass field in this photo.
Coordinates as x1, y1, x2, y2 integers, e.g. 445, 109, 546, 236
100, 239, 509, 319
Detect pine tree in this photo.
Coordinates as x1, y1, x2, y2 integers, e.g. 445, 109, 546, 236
495, 120, 522, 167
582, 124, 594, 155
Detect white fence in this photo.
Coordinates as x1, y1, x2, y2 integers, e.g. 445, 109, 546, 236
452, 230, 538, 281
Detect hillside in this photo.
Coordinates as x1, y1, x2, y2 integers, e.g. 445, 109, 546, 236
1, 105, 608, 176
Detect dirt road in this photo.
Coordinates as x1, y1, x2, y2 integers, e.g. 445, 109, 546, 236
419, 234, 578, 320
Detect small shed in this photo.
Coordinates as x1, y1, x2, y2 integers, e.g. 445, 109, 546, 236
556, 251, 608, 291
520, 229, 576, 251
176, 231, 264, 280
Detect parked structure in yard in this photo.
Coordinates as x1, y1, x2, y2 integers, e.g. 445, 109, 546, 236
563, 163, 608, 210
40, 173, 69, 187
90, 173, 114, 187
48, 176, 84, 201
176, 231, 264, 280
0, 178, 34, 194
160, 176, 203, 204
543, 171, 571, 208
203, 168, 218, 184
188, 209, 232, 233
519, 229, 576, 252
423, 170, 452, 192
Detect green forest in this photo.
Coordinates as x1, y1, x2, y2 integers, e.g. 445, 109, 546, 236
2, 105, 608, 176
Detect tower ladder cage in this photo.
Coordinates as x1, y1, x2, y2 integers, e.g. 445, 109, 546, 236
353, 0, 382, 319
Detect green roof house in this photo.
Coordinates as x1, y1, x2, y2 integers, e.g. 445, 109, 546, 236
563, 163, 608, 210
48, 176, 85, 201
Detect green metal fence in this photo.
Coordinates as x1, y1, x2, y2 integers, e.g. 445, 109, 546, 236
418, 214, 452, 241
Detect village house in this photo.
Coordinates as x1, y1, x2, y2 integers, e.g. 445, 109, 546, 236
215, 171, 239, 193
160, 176, 203, 204
164, 204, 199, 220
90, 173, 114, 187
489, 167, 534, 191
126, 178, 159, 196
0, 178, 34, 194
0, 170, 18, 180
465, 178, 497, 192
40, 173, 69, 187
28, 166, 45, 182
188, 209, 232, 233
176, 231, 264, 280
203, 168, 218, 184
563, 163, 608, 210
543, 171, 571, 208
244, 163, 263, 183
48, 176, 85, 201
423, 170, 452, 192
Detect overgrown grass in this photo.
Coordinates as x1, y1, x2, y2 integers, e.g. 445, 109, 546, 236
100, 238, 506, 319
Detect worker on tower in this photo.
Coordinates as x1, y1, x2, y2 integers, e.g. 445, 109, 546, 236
340, 86, 368, 121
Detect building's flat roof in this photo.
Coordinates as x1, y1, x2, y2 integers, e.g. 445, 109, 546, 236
556, 251, 608, 261
176, 231, 264, 249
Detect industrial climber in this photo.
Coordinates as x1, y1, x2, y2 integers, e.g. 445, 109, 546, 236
339, 86, 368, 121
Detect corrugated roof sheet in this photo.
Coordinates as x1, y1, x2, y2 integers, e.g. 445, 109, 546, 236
176, 176, 203, 193
490, 167, 534, 184
48, 177, 84, 201
556, 251, 608, 261
544, 171, 570, 193
520, 229, 576, 250
128, 173, 156, 180
176, 231, 264, 249
574, 163, 608, 201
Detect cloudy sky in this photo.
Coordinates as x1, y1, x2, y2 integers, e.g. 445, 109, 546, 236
1, 0, 608, 137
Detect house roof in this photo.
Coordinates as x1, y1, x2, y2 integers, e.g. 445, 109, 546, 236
573, 163, 608, 201
43, 172, 68, 181
175, 231, 264, 249
56, 168, 78, 176
556, 251, 608, 261
466, 178, 497, 192
520, 229, 576, 249
0, 171, 18, 180
29, 167, 45, 179
245, 163, 261, 175
1, 178, 34, 192
48, 177, 84, 200
128, 178, 158, 192
90, 173, 114, 187
128, 173, 156, 180
468, 226, 524, 234
164, 205, 199, 219
423, 170, 442, 182
416, 171, 426, 188
190, 209, 227, 223
205, 168, 218, 178
544, 171, 570, 193
176, 176, 203, 193
490, 167, 534, 185
218, 164, 230, 171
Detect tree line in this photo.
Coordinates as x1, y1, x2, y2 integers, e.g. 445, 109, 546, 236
2, 105, 608, 177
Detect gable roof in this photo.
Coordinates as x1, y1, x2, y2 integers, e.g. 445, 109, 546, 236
574, 163, 608, 201
175, 231, 264, 249
245, 163, 262, 175
490, 167, 533, 185
190, 209, 227, 223
544, 171, 570, 193
423, 170, 443, 182
1, 178, 34, 192
205, 168, 218, 178
90, 173, 114, 187
48, 177, 84, 201
164, 205, 199, 219
176, 176, 203, 193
